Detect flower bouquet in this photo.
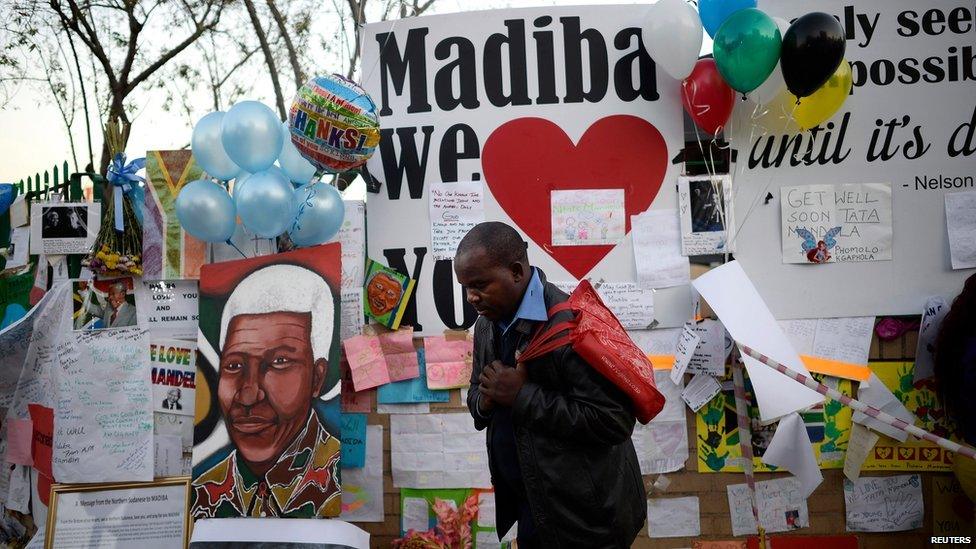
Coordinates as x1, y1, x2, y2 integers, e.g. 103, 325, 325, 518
393, 494, 480, 549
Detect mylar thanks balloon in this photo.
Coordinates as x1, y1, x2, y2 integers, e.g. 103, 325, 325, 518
713, 8, 782, 94
289, 74, 380, 174
191, 112, 242, 181
682, 58, 736, 136
792, 59, 853, 131
642, 0, 703, 80
175, 179, 237, 243
698, 0, 756, 38
781, 12, 846, 99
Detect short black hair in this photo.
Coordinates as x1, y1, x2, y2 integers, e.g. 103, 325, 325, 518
455, 221, 529, 266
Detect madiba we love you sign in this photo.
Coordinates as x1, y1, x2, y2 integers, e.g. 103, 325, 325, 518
362, 5, 688, 336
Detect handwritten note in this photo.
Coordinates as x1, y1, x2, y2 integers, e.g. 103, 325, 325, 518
341, 425, 384, 522
595, 283, 655, 329
343, 335, 392, 391
632, 371, 688, 474
340, 289, 365, 341
551, 189, 625, 246
136, 280, 198, 340
378, 348, 451, 404
647, 496, 700, 538
727, 477, 809, 536
688, 320, 727, 376
844, 474, 923, 532
340, 413, 368, 468
681, 373, 721, 412
781, 183, 892, 264
329, 200, 366, 290
812, 317, 875, 365
52, 327, 154, 483
844, 422, 880, 481
945, 190, 976, 270
428, 182, 485, 261
376, 327, 420, 382
390, 413, 490, 489
423, 334, 474, 390
778, 319, 817, 356
631, 209, 690, 289
671, 323, 702, 384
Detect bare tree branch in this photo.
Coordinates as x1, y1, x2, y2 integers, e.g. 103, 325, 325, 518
243, 0, 286, 119
266, 0, 304, 87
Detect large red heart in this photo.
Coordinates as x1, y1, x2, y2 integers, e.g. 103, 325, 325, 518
482, 116, 668, 279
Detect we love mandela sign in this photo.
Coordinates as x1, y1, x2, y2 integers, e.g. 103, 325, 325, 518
361, 6, 688, 335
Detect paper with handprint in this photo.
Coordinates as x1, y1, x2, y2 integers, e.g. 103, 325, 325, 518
423, 334, 474, 390
844, 474, 923, 532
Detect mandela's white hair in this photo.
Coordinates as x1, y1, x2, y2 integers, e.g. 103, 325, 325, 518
219, 264, 335, 362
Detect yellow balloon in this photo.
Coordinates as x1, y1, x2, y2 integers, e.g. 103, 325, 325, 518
792, 60, 853, 131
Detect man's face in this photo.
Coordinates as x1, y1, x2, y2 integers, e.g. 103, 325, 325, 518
218, 311, 327, 469
365, 273, 401, 316
108, 288, 126, 309
454, 246, 525, 322
167, 388, 180, 401
49, 212, 59, 225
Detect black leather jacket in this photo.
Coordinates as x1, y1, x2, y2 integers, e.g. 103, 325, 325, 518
466, 269, 646, 548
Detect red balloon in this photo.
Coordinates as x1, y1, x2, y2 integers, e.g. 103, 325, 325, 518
681, 59, 737, 136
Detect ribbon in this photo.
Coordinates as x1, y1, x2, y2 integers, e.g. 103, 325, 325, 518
107, 152, 146, 231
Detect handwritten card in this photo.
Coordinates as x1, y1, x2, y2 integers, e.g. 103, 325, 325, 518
596, 283, 655, 329
812, 317, 875, 366
551, 189, 625, 246
52, 327, 154, 483
343, 334, 392, 391
428, 181, 485, 261
328, 200, 366, 289
688, 320, 727, 376
671, 323, 702, 384
681, 373, 721, 412
678, 175, 735, 255
378, 348, 451, 404
647, 496, 700, 538
135, 280, 199, 340
631, 209, 690, 289
781, 183, 892, 264
945, 190, 976, 270
340, 413, 368, 468
844, 475, 923, 532
424, 334, 474, 390
341, 425, 384, 522
377, 327, 420, 382
727, 477, 809, 536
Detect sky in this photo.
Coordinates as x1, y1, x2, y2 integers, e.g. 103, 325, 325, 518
0, 0, 711, 183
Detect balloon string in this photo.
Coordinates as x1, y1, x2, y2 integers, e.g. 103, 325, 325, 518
225, 239, 247, 259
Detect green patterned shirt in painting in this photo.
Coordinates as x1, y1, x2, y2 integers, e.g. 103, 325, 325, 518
191, 411, 341, 518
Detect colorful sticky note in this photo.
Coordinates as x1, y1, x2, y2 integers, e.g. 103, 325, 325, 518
4, 418, 33, 466
378, 349, 451, 404
424, 335, 474, 389
340, 414, 368, 468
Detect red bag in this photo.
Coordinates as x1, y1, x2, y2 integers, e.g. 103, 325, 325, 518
519, 280, 665, 424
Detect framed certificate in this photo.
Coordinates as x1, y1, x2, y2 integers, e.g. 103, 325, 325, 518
46, 477, 191, 549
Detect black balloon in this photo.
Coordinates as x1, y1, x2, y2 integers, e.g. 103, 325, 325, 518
781, 12, 846, 98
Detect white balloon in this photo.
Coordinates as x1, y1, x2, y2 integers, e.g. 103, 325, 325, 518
746, 17, 791, 104
642, 0, 703, 81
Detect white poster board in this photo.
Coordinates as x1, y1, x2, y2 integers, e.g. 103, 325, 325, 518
361, 6, 689, 335
732, 0, 976, 319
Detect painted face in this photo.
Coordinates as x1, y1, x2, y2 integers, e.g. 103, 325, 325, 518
218, 311, 326, 472
454, 246, 525, 322
108, 288, 126, 310
365, 273, 402, 317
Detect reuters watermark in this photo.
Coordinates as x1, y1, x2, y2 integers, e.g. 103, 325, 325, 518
931, 536, 972, 544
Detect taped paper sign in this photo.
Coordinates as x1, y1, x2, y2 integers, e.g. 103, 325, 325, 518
647, 496, 700, 538
378, 348, 451, 404
429, 181, 485, 261
390, 413, 490, 489
632, 371, 688, 474
727, 477, 809, 536
551, 189, 625, 246
844, 474, 923, 532
343, 334, 392, 391
780, 183, 892, 264
136, 280, 199, 340
150, 338, 196, 416
945, 190, 976, 270
861, 362, 959, 472
698, 374, 852, 473
29, 202, 100, 255
631, 209, 690, 290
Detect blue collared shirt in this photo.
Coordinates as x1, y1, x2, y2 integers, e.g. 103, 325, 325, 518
496, 268, 547, 335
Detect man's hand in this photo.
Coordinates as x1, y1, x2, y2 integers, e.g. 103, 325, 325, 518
479, 360, 528, 407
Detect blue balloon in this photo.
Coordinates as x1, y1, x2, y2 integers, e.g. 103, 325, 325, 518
221, 101, 283, 174
699, 0, 757, 38
236, 169, 294, 238
277, 122, 317, 185
288, 181, 345, 247
192, 112, 242, 180
175, 179, 237, 242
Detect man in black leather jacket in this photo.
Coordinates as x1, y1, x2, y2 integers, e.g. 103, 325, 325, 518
455, 222, 645, 548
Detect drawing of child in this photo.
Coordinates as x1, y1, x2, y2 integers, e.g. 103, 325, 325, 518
564, 217, 576, 241
578, 222, 589, 241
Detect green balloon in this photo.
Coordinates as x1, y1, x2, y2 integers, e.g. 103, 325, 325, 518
713, 8, 782, 94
